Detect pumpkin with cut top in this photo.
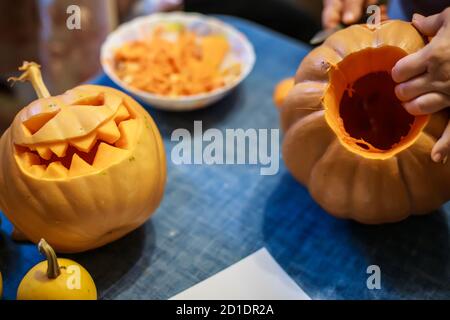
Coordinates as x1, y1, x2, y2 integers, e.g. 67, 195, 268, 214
0, 62, 166, 252
274, 21, 450, 224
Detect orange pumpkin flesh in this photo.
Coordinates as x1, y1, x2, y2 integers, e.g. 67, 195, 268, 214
0, 62, 166, 252
275, 21, 450, 224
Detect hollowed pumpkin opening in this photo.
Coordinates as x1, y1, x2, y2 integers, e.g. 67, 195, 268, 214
323, 46, 429, 160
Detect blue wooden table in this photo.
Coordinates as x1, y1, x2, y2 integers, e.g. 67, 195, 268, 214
1, 15, 449, 300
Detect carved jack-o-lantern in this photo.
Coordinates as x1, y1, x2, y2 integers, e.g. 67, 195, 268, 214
0, 62, 166, 253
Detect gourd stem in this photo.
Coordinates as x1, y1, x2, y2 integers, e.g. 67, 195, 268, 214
38, 239, 61, 279
8, 61, 50, 98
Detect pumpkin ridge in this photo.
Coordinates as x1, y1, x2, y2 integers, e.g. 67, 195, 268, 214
409, 133, 450, 202
394, 154, 413, 215
423, 111, 449, 141
309, 139, 352, 217
48, 177, 79, 222
420, 131, 438, 145
282, 110, 336, 186
280, 81, 326, 131
145, 115, 166, 211
306, 136, 337, 186
350, 156, 362, 219
329, 44, 346, 61
397, 148, 440, 214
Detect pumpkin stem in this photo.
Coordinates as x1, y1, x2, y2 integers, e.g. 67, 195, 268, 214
38, 238, 61, 279
8, 62, 50, 99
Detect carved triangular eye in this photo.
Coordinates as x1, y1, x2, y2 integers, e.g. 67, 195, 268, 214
71, 92, 105, 106
22, 111, 59, 135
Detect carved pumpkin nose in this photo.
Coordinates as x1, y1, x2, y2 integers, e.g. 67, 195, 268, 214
0, 62, 166, 252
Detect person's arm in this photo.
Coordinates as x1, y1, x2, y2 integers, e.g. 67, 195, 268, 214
392, 8, 450, 163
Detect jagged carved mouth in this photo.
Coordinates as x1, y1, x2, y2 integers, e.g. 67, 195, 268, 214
15, 103, 138, 179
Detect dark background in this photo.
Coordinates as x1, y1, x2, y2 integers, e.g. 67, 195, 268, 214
185, 0, 321, 43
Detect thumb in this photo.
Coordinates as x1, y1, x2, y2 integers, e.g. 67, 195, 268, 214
412, 12, 444, 37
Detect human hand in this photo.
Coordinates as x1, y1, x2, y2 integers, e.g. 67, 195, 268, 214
392, 9, 450, 163
322, 0, 382, 29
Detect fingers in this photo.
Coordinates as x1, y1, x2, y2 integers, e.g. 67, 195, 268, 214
342, 0, 365, 24
412, 12, 445, 37
431, 121, 450, 163
322, 0, 371, 28
395, 72, 450, 102
395, 75, 432, 101
323, 0, 344, 29
402, 92, 450, 115
391, 49, 428, 83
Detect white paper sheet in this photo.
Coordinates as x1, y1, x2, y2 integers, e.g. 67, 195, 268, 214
170, 248, 311, 300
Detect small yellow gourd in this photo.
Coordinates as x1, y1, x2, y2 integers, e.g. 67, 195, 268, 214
17, 239, 97, 300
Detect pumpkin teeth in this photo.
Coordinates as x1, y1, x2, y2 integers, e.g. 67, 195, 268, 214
29, 164, 46, 177
69, 132, 97, 153
115, 119, 138, 149
44, 161, 68, 178
97, 119, 121, 144
69, 153, 95, 177
93, 143, 128, 168
48, 142, 69, 158
19, 152, 41, 167
36, 146, 53, 160
114, 104, 130, 124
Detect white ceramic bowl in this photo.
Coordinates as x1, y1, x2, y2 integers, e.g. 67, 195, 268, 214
101, 12, 256, 111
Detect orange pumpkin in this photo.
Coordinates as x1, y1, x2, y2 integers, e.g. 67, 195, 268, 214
0, 62, 166, 252
274, 21, 450, 224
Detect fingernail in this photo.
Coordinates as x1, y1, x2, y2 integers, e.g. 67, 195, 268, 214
443, 156, 448, 164
432, 153, 442, 162
412, 13, 424, 21
395, 84, 404, 100
391, 67, 400, 83
343, 12, 354, 23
